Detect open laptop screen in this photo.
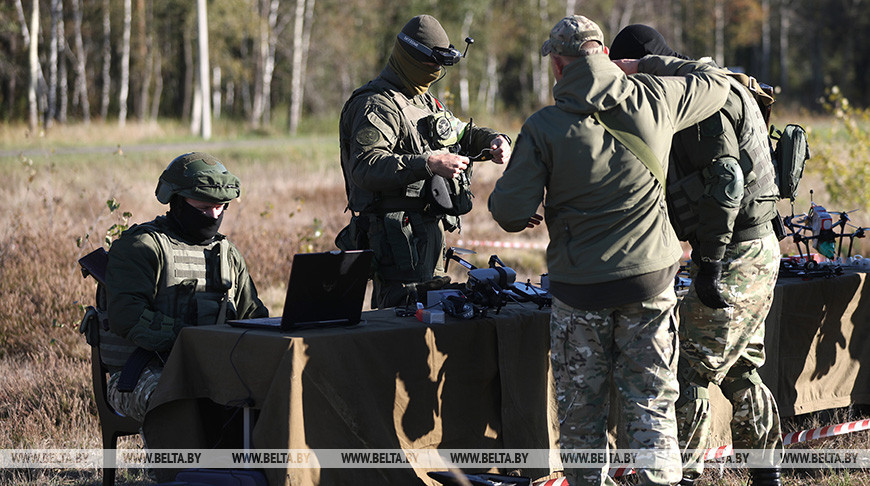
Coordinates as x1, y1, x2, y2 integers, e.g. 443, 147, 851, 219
280, 249, 373, 329
228, 250, 372, 331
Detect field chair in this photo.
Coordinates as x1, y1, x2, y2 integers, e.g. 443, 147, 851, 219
78, 248, 142, 486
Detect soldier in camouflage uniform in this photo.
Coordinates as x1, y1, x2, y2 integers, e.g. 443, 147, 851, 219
489, 16, 731, 486
611, 25, 784, 486
338, 15, 511, 309
105, 152, 268, 423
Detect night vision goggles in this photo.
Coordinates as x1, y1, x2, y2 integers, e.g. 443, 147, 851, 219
397, 32, 473, 66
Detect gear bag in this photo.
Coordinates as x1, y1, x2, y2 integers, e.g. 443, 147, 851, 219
770, 124, 810, 201
335, 214, 369, 251
727, 73, 810, 202
427, 169, 474, 216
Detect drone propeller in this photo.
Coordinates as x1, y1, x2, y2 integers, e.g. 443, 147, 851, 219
445, 246, 477, 272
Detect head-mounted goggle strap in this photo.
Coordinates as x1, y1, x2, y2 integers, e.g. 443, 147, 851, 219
397, 32, 462, 66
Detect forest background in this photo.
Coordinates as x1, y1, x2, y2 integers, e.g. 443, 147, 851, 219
3, 0, 870, 132
3, 0, 870, 485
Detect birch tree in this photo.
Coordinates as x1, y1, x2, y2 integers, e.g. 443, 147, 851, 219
761, 0, 771, 82
100, 0, 111, 120
251, 0, 281, 127
71, 0, 90, 124
150, 47, 163, 121
135, 0, 153, 121
47, 0, 59, 128
289, 0, 315, 134
780, 0, 790, 92
57, 2, 68, 123
212, 66, 221, 120
197, 0, 212, 139
714, 0, 725, 66
28, 0, 39, 133
119, 0, 132, 127
533, 0, 550, 106
18, 0, 47, 130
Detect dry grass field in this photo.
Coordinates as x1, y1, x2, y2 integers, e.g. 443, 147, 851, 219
1, 117, 869, 485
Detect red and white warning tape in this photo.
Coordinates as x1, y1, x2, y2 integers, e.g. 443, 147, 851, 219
454, 239, 548, 250
535, 478, 569, 486
783, 418, 870, 446
607, 418, 870, 478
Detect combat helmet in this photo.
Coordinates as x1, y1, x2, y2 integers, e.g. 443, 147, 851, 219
155, 152, 241, 204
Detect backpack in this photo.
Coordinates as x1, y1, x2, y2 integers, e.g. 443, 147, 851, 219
769, 123, 810, 201
728, 72, 811, 202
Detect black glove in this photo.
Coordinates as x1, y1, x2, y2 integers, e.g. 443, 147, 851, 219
694, 260, 730, 309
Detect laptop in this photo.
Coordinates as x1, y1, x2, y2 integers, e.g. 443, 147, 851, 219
228, 250, 373, 331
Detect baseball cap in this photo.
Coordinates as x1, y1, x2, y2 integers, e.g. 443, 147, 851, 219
541, 15, 605, 57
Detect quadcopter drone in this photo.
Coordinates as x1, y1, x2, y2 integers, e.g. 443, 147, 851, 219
780, 190, 867, 276
443, 247, 552, 314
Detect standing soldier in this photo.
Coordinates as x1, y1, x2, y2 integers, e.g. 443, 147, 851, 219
104, 152, 268, 424
610, 24, 784, 486
488, 15, 731, 486
337, 14, 511, 309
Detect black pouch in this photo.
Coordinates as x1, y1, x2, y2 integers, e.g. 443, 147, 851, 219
382, 211, 419, 272
772, 211, 788, 241
426, 170, 473, 216
335, 214, 369, 251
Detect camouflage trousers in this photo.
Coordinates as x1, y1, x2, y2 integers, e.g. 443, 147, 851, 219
678, 233, 783, 479
106, 365, 162, 423
549, 287, 681, 486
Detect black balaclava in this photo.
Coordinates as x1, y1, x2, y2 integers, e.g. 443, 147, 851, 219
169, 196, 225, 244
609, 24, 690, 60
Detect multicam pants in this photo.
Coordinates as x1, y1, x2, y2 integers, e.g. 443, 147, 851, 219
106, 365, 162, 423
678, 233, 783, 479
549, 287, 681, 486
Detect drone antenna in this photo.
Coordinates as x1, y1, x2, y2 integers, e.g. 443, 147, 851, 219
462, 37, 474, 58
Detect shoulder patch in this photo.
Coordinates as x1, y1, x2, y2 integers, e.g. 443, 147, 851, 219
355, 127, 381, 147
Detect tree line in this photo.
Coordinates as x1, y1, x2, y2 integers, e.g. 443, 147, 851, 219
2, 0, 868, 138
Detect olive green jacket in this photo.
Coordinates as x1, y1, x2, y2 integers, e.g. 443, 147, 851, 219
105, 215, 268, 353
488, 54, 730, 285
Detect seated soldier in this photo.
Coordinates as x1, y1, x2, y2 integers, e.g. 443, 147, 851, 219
104, 152, 268, 423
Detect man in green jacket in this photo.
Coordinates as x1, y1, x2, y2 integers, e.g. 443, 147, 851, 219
488, 15, 730, 486
610, 25, 783, 486
338, 14, 511, 309
105, 152, 268, 424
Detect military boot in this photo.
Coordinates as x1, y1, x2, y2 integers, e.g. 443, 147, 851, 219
748, 467, 781, 485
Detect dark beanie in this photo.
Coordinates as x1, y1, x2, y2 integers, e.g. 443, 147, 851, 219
609, 24, 689, 60
400, 15, 450, 62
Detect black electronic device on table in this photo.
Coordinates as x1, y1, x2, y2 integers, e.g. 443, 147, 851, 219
228, 250, 372, 331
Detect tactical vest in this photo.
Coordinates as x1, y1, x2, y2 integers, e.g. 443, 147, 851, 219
667, 77, 778, 240
341, 78, 467, 213
99, 222, 235, 370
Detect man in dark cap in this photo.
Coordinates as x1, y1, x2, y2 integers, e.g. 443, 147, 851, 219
104, 152, 268, 424
338, 14, 512, 309
489, 14, 731, 486
610, 25, 783, 486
